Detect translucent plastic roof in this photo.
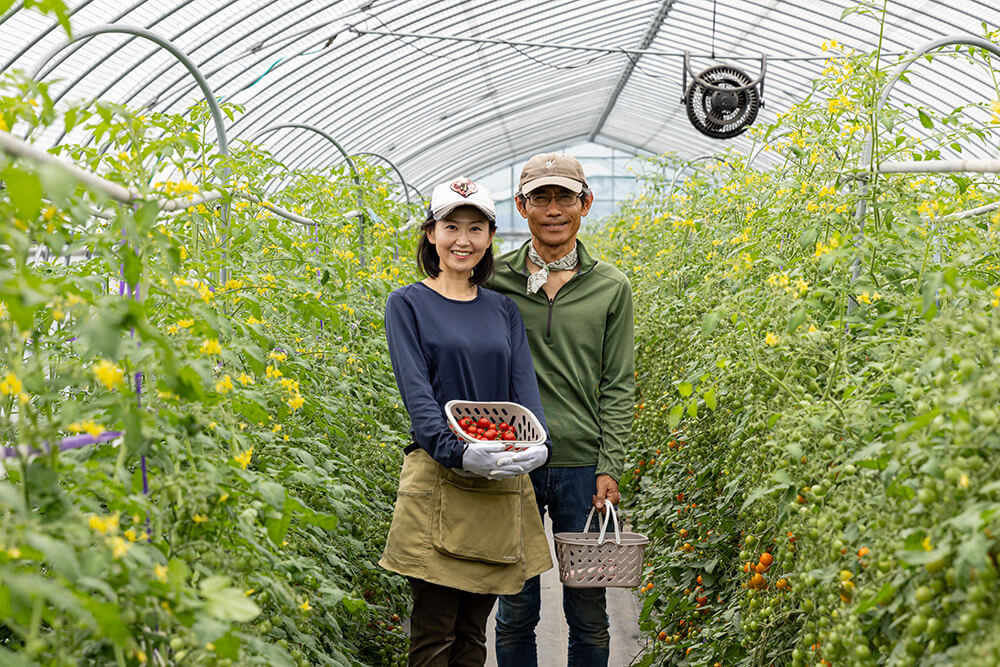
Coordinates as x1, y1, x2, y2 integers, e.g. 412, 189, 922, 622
2, 1, 999, 192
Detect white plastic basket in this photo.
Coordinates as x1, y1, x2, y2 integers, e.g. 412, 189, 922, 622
444, 400, 547, 449
553, 502, 649, 588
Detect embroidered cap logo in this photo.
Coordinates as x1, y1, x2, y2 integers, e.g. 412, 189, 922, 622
450, 178, 478, 198
545, 160, 556, 169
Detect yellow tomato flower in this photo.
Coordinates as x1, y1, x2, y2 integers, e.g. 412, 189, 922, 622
265, 365, 282, 379
89, 511, 120, 535
765, 332, 780, 347
199, 339, 222, 355
124, 528, 137, 542
287, 394, 305, 411
300, 599, 312, 611
234, 447, 253, 470
109, 536, 131, 559
77, 420, 104, 437
192, 514, 208, 524
178, 319, 194, 328
268, 350, 287, 362
0, 371, 23, 396
237, 373, 254, 385
93, 360, 125, 390
215, 375, 234, 394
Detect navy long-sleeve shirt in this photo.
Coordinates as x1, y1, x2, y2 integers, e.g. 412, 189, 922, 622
384, 282, 551, 469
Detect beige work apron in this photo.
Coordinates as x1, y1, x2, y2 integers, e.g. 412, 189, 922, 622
379, 448, 552, 595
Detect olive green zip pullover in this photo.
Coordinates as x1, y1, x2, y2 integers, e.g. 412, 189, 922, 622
489, 240, 635, 481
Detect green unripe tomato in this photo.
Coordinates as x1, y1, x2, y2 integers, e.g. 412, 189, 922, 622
915, 586, 934, 604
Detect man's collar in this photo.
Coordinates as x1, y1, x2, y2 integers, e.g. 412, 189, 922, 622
507, 238, 597, 276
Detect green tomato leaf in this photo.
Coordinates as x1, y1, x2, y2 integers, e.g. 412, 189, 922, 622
83, 599, 129, 643
703, 387, 717, 411
668, 405, 683, 430
701, 311, 720, 337
2, 166, 43, 222
25, 533, 80, 583
257, 480, 285, 510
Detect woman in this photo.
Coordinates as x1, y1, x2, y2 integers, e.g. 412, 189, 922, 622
380, 177, 552, 666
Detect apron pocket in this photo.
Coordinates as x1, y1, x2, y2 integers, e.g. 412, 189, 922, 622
432, 473, 522, 565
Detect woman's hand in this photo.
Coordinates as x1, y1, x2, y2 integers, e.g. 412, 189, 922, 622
493, 446, 547, 476
592, 474, 620, 512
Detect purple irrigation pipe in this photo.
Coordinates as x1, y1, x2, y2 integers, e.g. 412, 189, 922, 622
0, 430, 123, 459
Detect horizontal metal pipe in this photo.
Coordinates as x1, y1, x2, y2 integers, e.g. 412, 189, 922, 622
0, 129, 323, 228
1, 129, 137, 202
351, 27, 901, 62
878, 159, 1000, 174
940, 200, 1000, 222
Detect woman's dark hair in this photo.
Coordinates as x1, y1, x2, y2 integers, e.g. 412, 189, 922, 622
416, 204, 497, 287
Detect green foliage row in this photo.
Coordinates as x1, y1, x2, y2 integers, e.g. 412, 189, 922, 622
1, 73, 420, 666
591, 36, 1000, 667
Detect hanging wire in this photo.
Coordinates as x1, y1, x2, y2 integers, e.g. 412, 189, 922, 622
711, 0, 718, 59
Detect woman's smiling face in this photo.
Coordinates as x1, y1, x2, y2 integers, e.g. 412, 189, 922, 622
426, 206, 494, 279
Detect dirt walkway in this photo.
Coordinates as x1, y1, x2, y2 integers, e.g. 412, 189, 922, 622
485, 515, 644, 666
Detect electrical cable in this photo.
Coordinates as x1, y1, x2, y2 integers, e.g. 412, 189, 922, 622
711, 0, 718, 60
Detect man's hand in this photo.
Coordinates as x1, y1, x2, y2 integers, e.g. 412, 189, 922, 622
592, 474, 620, 512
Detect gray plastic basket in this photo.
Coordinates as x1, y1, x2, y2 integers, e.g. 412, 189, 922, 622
444, 400, 546, 448
554, 502, 649, 588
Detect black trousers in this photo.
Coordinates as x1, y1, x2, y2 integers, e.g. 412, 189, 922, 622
408, 578, 498, 667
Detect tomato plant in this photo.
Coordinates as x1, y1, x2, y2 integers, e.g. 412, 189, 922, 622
595, 31, 1000, 667
0, 67, 419, 665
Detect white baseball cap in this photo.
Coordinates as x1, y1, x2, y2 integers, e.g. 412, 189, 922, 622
430, 177, 496, 222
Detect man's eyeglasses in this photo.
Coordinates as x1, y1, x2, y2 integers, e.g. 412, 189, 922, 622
523, 192, 581, 207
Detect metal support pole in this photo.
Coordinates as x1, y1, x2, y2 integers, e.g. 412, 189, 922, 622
29, 24, 233, 283
250, 123, 367, 267
851, 35, 1000, 284
351, 151, 413, 211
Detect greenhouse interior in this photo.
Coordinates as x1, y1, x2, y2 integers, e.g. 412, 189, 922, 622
2, 0, 1000, 665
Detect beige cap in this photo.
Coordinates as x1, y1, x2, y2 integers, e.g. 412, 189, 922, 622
518, 153, 588, 195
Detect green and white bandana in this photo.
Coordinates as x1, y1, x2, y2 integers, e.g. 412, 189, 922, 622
526, 243, 579, 295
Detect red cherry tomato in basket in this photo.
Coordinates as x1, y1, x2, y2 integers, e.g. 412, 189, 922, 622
502, 431, 516, 441
459, 417, 473, 430
498, 422, 510, 431
477, 417, 491, 429
483, 429, 498, 441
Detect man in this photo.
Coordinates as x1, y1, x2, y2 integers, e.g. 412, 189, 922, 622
488, 153, 635, 666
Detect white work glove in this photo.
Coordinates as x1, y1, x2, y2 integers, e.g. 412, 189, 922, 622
492, 446, 548, 476
460, 442, 514, 479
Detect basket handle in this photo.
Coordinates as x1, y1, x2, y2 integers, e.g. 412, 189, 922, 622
582, 501, 622, 546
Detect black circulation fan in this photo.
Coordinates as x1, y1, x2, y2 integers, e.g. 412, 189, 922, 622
682, 51, 767, 139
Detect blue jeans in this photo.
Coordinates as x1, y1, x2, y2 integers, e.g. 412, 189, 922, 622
495, 465, 610, 667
